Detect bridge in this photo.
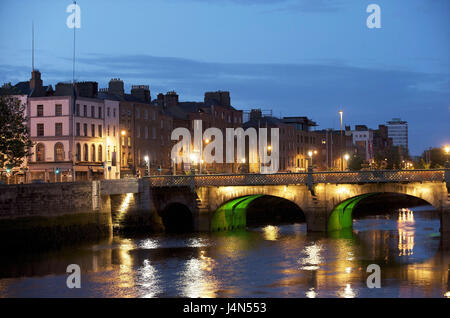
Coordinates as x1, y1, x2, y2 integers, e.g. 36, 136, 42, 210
98, 169, 450, 234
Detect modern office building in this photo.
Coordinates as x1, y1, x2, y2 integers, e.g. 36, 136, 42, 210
387, 118, 408, 154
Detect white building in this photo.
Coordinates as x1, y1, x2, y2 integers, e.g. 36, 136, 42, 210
352, 126, 374, 162
387, 118, 408, 153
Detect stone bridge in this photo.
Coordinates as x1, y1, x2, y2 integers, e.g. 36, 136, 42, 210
99, 169, 450, 234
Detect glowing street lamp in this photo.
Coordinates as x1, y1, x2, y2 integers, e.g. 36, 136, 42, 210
344, 153, 350, 170
339, 110, 344, 171
444, 145, 450, 167
121, 130, 127, 136
144, 155, 150, 176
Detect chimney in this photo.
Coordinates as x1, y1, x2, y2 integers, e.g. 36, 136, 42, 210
131, 85, 151, 103
250, 109, 262, 121
165, 91, 178, 107
205, 91, 230, 107
108, 78, 124, 96
29, 70, 43, 95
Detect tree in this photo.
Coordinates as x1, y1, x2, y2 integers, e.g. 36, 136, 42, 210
0, 95, 33, 170
347, 154, 365, 171
374, 146, 402, 169
418, 148, 447, 169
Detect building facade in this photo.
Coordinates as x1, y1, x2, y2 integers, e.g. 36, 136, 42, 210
26, 84, 121, 182
387, 118, 408, 154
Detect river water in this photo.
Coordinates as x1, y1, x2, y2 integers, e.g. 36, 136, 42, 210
0, 207, 449, 298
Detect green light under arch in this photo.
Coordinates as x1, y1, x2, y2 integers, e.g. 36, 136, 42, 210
327, 193, 379, 233
211, 195, 264, 231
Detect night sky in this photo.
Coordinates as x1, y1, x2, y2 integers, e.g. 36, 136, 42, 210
0, 0, 448, 155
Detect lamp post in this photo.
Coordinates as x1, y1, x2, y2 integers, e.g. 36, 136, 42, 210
339, 110, 343, 171
344, 153, 350, 170
144, 155, 150, 176
308, 150, 313, 169
444, 145, 449, 168
201, 138, 210, 175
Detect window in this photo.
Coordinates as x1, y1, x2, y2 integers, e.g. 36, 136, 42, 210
152, 111, 156, 120
121, 136, 125, 146
91, 144, 96, 162
83, 124, 88, 136
76, 104, 80, 116
55, 123, 63, 136
136, 108, 140, 119
83, 105, 87, 117
98, 107, 102, 119
161, 120, 164, 129
76, 143, 81, 161
107, 125, 110, 136
136, 126, 140, 138
107, 107, 110, 117
113, 126, 116, 136
98, 145, 103, 162
91, 106, 95, 118
37, 105, 43, 117
55, 143, 64, 161
144, 110, 148, 120
83, 144, 88, 161
98, 125, 102, 137
37, 123, 44, 136
55, 104, 62, 116
145, 126, 148, 139
107, 146, 111, 161
36, 143, 45, 161
76, 123, 80, 136
91, 124, 95, 137
127, 137, 131, 147
113, 108, 116, 118
152, 127, 156, 139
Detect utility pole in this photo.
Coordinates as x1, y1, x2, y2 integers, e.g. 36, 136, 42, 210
339, 110, 343, 171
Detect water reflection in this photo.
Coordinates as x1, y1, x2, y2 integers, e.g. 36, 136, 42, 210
398, 208, 415, 257
0, 207, 447, 298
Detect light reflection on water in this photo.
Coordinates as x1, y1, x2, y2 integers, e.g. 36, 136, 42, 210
0, 208, 448, 298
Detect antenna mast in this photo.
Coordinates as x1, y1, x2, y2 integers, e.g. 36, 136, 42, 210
72, 1, 76, 84
32, 21, 34, 71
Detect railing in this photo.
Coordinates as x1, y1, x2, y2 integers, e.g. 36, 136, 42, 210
145, 169, 447, 187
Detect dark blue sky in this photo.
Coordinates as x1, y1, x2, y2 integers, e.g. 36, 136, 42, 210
0, 0, 449, 155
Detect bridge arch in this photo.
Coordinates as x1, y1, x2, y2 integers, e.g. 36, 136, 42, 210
160, 202, 194, 233
327, 190, 439, 232
211, 194, 306, 231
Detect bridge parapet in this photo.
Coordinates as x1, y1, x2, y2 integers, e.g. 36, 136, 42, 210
146, 169, 447, 188
100, 178, 139, 195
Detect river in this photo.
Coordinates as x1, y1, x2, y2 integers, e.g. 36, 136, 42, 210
0, 207, 448, 298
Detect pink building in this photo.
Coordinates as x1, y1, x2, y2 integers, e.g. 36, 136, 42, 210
27, 93, 121, 182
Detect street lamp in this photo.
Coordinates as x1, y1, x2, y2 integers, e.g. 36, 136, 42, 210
144, 155, 150, 176
308, 150, 314, 168
344, 153, 350, 170
121, 130, 127, 136
444, 145, 449, 167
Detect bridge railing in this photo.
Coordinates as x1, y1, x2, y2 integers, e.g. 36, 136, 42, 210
145, 169, 447, 187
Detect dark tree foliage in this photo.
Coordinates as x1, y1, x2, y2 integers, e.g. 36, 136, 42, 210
415, 148, 447, 169
347, 154, 365, 171
0, 95, 33, 170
